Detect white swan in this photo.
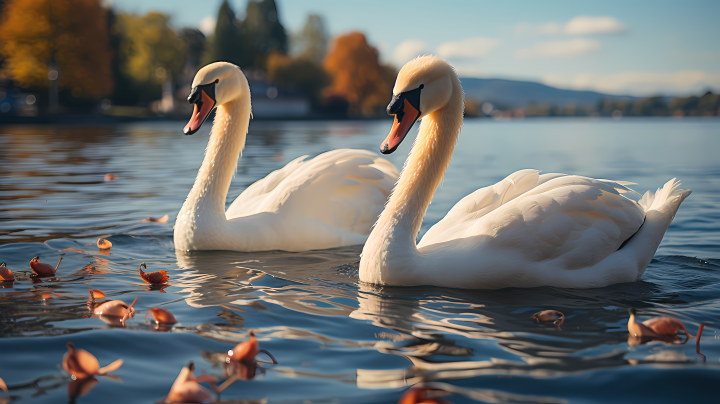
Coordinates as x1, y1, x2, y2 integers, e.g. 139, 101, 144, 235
174, 62, 398, 252
359, 56, 691, 289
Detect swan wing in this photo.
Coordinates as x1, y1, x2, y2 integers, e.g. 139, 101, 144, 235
226, 149, 398, 235
419, 169, 566, 247
419, 172, 645, 270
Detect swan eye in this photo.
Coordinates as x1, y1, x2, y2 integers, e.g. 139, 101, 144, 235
419, 84, 424, 89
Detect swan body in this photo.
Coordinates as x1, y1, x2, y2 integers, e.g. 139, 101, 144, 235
174, 62, 398, 252
359, 56, 691, 289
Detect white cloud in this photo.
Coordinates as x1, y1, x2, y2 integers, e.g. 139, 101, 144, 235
515, 38, 600, 59
543, 70, 720, 96
539, 22, 563, 35
436, 37, 500, 59
392, 39, 428, 66
451, 64, 487, 77
516, 15, 626, 36
199, 16, 216, 37
565, 16, 626, 35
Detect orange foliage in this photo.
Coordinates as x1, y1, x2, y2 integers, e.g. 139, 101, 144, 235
0, 0, 113, 98
323, 32, 395, 116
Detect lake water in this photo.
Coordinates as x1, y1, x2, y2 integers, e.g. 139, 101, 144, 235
1, 118, 718, 403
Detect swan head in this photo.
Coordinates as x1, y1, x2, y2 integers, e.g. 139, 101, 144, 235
380, 56, 456, 154
184, 62, 248, 135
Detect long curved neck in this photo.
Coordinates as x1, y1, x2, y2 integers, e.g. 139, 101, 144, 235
360, 78, 462, 284
361, 76, 463, 284
180, 97, 250, 218
381, 77, 464, 243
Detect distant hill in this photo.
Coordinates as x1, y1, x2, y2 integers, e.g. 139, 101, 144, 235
459, 77, 635, 108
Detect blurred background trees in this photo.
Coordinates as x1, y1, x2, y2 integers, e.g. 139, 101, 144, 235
241, 0, 287, 69
323, 32, 395, 116
112, 12, 185, 106
205, 0, 287, 70
668, 92, 719, 117
0, 0, 715, 119
292, 15, 328, 64
0, 0, 113, 103
205, 0, 247, 67
266, 52, 328, 106
179, 29, 206, 70
0, 0, 397, 117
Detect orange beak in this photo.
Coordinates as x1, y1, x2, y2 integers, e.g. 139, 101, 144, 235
184, 89, 216, 135
381, 99, 420, 154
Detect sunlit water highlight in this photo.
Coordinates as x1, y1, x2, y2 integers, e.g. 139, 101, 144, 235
1, 118, 718, 403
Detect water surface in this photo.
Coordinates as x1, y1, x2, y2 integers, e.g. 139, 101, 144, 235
1, 118, 718, 403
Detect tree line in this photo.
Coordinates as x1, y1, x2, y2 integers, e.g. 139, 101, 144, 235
0, 0, 395, 117
467, 92, 720, 118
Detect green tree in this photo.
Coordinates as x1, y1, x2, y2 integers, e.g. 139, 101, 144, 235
242, 0, 287, 68
292, 14, 328, 64
0, 0, 7, 69
266, 52, 328, 106
180, 28, 206, 67
208, 0, 251, 67
670, 91, 720, 116
631, 96, 667, 116
114, 12, 185, 105
598, 98, 630, 116
697, 91, 720, 115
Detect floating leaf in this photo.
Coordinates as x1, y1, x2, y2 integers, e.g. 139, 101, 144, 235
63, 342, 123, 380
531, 310, 565, 326
89, 289, 106, 300
138, 263, 169, 285
0, 263, 15, 282
146, 307, 178, 325
61, 248, 85, 253
141, 214, 169, 223
29, 256, 61, 276
97, 238, 112, 250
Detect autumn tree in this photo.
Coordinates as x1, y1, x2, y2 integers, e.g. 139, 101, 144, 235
266, 52, 328, 106
323, 32, 395, 117
242, 0, 287, 69
113, 12, 185, 105
292, 14, 327, 64
0, 0, 113, 99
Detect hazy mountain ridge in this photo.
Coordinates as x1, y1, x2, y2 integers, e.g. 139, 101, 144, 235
459, 77, 635, 108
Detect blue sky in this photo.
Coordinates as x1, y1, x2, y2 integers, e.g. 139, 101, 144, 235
112, 0, 720, 96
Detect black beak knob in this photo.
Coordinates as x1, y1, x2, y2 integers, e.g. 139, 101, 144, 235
387, 94, 403, 115
187, 87, 200, 104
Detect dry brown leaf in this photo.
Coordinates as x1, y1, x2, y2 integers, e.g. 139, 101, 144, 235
97, 238, 112, 249
141, 214, 169, 223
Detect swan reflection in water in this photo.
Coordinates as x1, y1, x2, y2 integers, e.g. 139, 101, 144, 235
173, 248, 708, 401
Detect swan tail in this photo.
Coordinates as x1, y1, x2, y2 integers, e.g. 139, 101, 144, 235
639, 178, 690, 212
625, 178, 691, 274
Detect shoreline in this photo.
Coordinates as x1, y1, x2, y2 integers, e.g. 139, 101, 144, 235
1, 114, 718, 126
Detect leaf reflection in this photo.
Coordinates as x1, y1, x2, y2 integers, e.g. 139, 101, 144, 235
170, 247, 712, 400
